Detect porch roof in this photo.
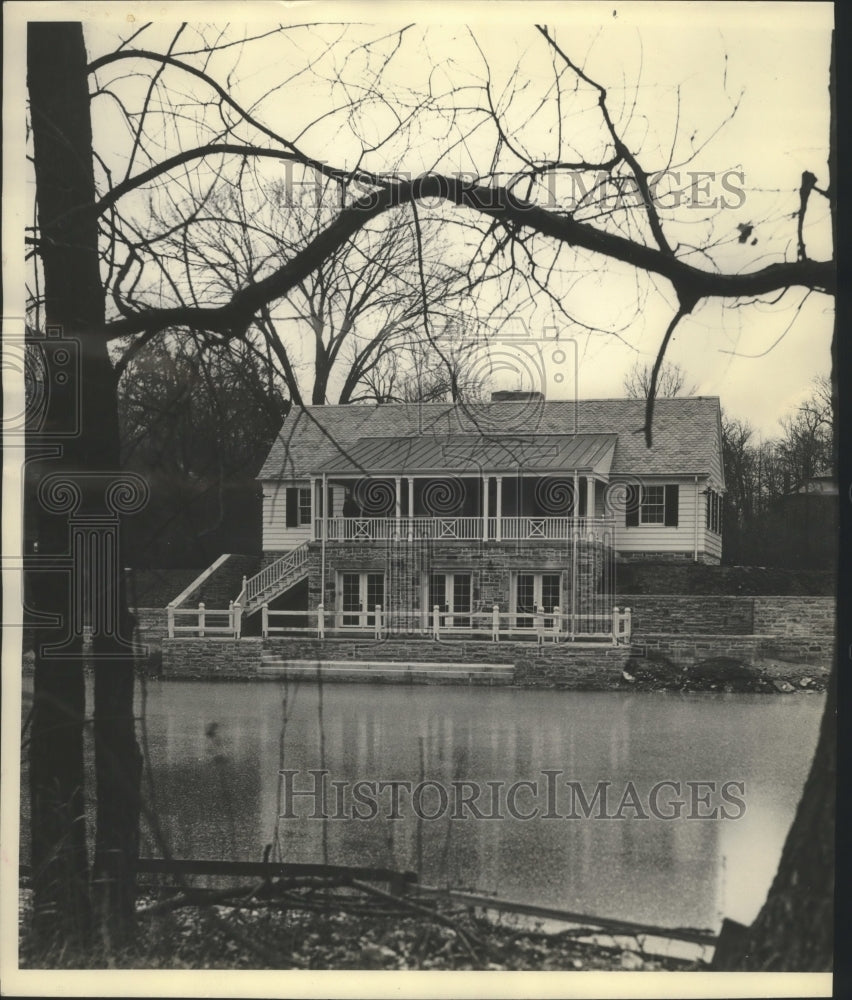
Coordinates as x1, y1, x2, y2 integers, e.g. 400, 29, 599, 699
309, 432, 616, 477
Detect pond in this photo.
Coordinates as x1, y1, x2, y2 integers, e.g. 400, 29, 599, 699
121, 679, 823, 934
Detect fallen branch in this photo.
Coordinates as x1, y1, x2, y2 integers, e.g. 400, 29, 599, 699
350, 877, 483, 964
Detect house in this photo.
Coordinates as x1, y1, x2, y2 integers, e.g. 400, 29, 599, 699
241, 392, 724, 636
762, 475, 838, 570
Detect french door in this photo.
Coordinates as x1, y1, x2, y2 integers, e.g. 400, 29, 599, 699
515, 572, 561, 628
427, 573, 472, 628
340, 572, 384, 627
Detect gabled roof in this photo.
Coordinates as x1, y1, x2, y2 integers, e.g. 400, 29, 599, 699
257, 397, 724, 483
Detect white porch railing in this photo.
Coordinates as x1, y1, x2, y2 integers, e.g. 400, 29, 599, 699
315, 516, 614, 542
259, 603, 632, 644
495, 516, 614, 541
318, 516, 482, 541
167, 601, 243, 639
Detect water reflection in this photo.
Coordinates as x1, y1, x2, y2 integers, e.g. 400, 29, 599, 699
64, 680, 827, 932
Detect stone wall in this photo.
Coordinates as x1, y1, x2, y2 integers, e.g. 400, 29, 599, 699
617, 551, 717, 563
615, 561, 835, 595
752, 596, 836, 636
628, 633, 833, 689
160, 627, 832, 689
134, 607, 168, 643
302, 539, 608, 616
622, 595, 835, 637
162, 638, 262, 678
163, 634, 629, 689
623, 596, 755, 635
632, 633, 832, 668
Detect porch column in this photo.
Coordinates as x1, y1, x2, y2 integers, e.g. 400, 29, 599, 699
582, 475, 589, 525
571, 469, 579, 639
572, 471, 579, 532
407, 477, 414, 516
310, 477, 317, 541
394, 475, 402, 538
495, 475, 503, 541
321, 472, 328, 603
482, 475, 490, 541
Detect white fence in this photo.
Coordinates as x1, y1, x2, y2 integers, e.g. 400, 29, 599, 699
260, 604, 632, 645
167, 601, 243, 639
165, 601, 630, 643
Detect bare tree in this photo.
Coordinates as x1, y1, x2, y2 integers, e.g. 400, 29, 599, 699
24, 19, 835, 965
722, 380, 836, 566
776, 376, 834, 491
623, 360, 696, 399
360, 318, 490, 403
150, 181, 472, 405
117, 332, 289, 565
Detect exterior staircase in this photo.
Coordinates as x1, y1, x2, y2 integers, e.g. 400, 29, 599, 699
237, 542, 311, 615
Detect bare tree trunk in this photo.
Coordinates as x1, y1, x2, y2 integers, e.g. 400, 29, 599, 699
713, 28, 837, 972
27, 21, 142, 950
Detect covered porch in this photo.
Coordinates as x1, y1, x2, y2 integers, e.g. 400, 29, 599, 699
306, 431, 617, 542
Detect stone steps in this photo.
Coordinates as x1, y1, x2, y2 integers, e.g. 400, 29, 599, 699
258, 657, 515, 685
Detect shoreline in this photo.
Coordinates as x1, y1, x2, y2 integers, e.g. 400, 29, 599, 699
20, 651, 831, 694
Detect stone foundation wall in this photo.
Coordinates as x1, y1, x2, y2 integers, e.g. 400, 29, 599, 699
303, 539, 608, 616
752, 596, 836, 636
632, 633, 833, 668
160, 627, 832, 689
162, 638, 263, 678
616, 551, 720, 564
623, 595, 835, 637
143, 588, 838, 689
163, 634, 629, 689
623, 596, 755, 635
134, 607, 168, 643
628, 633, 833, 689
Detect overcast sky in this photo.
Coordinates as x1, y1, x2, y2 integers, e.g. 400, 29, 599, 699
7, 1, 835, 438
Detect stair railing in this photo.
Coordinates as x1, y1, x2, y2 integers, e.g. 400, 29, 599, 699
242, 542, 310, 607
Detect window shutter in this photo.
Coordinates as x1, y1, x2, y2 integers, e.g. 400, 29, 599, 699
285, 487, 298, 527
326, 486, 334, 517
625, 485, 640, 527
664, 484, 679, 527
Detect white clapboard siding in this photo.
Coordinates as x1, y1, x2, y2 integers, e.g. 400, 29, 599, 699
261, 480, 340, 550
702, 524, 723, 561
612, 478, 706, 556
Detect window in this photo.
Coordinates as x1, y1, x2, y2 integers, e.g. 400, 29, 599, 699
705, 489, 723, 534
298, 487, 312, 526
340, 572, 384, 627
640, 485, 665, 524
625, 484, 679, 527
515, 572, 561, 628
427, 573, 472, 628
285, 485, 316, 528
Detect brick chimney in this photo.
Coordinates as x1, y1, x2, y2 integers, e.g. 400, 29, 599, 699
490, 390, 545, 402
